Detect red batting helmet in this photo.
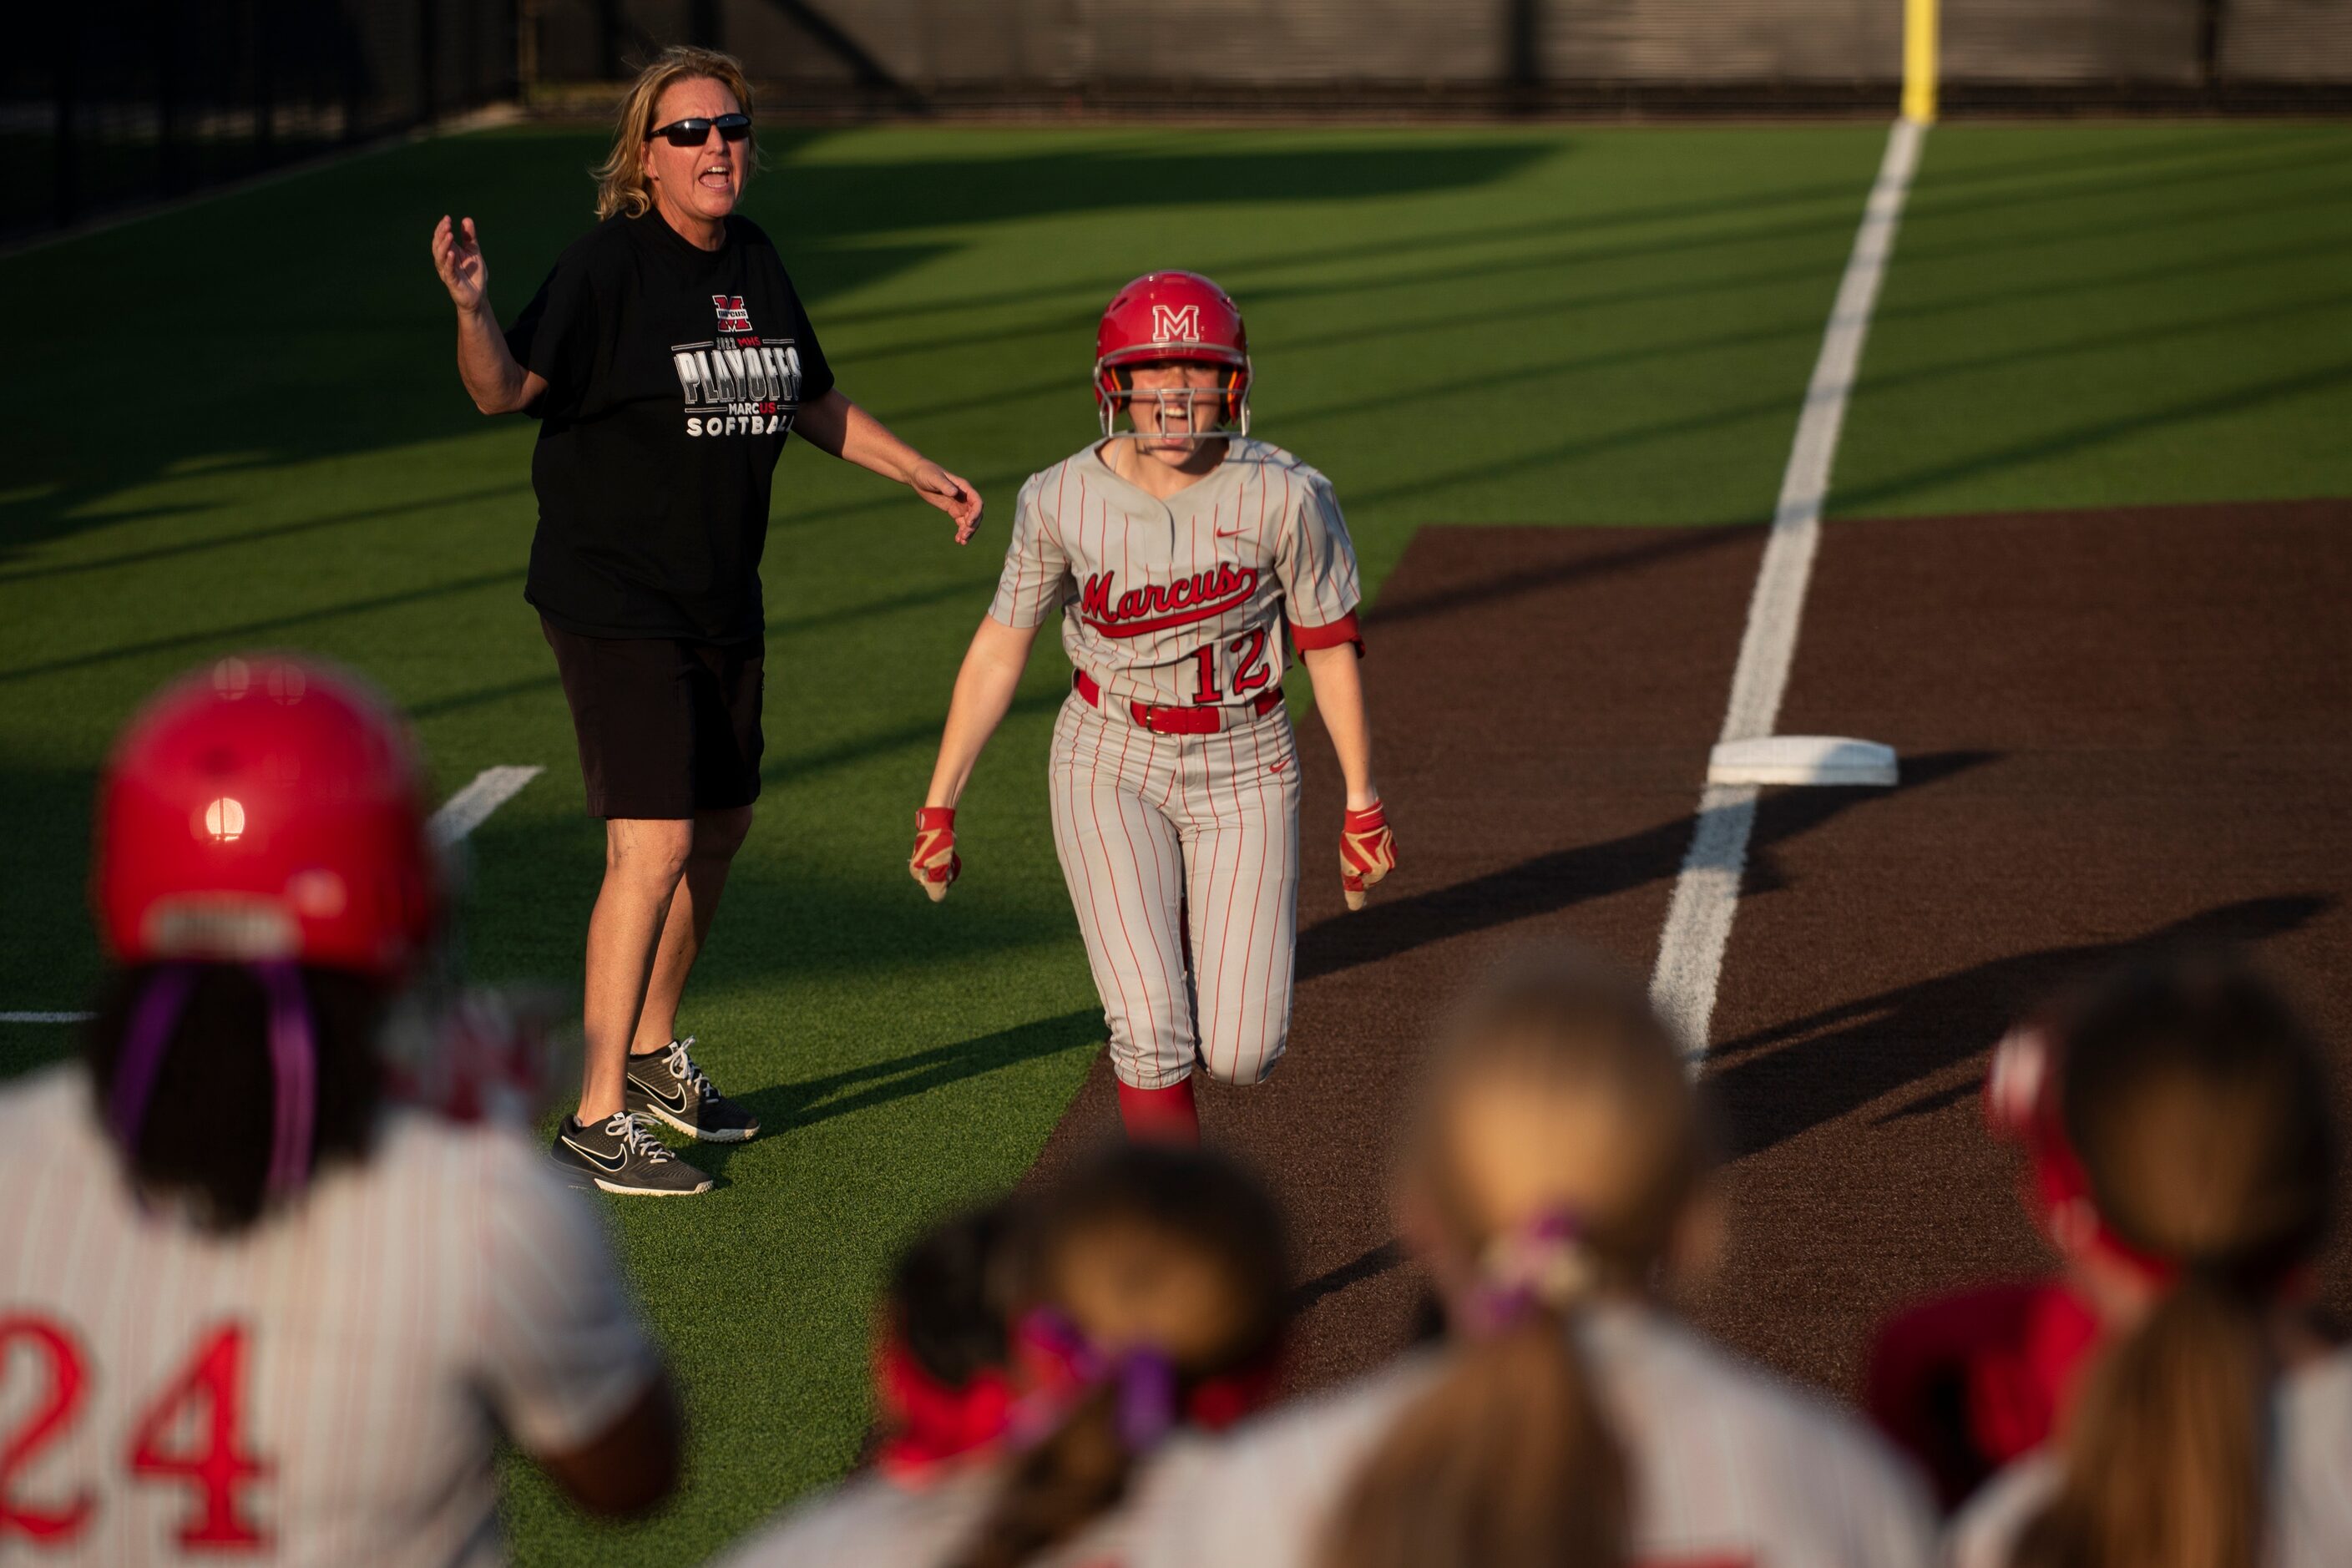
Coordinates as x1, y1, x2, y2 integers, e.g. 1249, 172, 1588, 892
94, 655, 442, 979
1094, 271, 1252, 438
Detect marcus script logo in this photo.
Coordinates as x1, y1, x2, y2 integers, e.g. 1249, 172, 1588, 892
1081, 564, 1257, 639
1150, 303, 1201, 341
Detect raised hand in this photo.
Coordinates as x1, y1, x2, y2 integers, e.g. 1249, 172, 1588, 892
432, 215, 489, 314
908, 459, 985, 545
1340, 802, 1397, 912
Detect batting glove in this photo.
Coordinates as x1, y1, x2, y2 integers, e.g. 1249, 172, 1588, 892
1340, 802, 1397, 911
910, 807, 962, 903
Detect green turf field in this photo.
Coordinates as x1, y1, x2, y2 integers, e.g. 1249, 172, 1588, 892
2, 120, 2346, 1564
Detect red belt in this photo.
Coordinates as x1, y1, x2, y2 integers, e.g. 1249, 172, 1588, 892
1074, 670, 1282, 735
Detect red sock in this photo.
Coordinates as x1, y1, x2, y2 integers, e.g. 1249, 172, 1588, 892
1116, 1078, 1200, 1145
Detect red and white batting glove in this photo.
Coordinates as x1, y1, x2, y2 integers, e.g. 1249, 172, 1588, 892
910, 807, 962, 903
1340, 802, 1397, 912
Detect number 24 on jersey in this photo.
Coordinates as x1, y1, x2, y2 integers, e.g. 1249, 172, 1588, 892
2, 1315, 270, 1550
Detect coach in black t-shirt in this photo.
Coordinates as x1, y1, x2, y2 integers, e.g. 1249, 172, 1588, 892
429, 47, 981, 1196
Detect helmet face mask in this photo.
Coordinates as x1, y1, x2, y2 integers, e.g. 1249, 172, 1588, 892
1094, 271, 1252, 443
1110, 360, 1241, 453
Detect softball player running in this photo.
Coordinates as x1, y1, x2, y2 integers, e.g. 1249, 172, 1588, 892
911, 271, 1397, 1141
0, 657, 677, 1564
1136, 948, 1936, 1568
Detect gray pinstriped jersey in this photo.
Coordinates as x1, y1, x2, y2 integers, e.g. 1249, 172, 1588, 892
711, 1459, 1170, 1568
1950, 1346, 2352, 1568
0, 1066, 657, 1567
989, 439, 1363, 710
1131, 1304, 1938, 1568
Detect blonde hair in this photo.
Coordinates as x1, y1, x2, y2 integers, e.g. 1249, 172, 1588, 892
594, 47, 759, 221
1320, 948, 1707, 1568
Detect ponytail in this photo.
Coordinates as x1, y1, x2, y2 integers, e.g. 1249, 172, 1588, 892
1321, 1306, 1628, 1568
1317, 948, 1707, 1568
954, 1384, 1131, 1568
953, 1145, 1288, 1568
2013, 958, 2334, 1568
2015, 1274, 2269, 1568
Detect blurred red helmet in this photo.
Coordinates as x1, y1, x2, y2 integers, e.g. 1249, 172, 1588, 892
1983, 1018, 2178, 1283
1094, 271, 1252, 436
94, 655, 441, 979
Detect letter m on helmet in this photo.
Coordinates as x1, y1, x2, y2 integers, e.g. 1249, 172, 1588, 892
1151, 304, 1201, 342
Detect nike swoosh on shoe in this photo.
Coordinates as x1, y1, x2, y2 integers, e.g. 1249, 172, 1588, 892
561, 1136, 630, 1173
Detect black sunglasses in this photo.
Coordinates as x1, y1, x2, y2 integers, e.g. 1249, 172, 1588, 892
646, 113, 752, 148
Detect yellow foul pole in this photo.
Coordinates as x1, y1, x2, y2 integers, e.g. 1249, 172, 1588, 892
1904, 0, 1940, 123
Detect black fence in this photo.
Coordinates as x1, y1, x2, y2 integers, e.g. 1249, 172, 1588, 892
6, 1, 518, 244
9, 0, 2347, 245
529, 0, 2352, 117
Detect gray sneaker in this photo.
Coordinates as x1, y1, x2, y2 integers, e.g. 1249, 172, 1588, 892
550, 1111, 714, 1196
625, 1037, 761, 1143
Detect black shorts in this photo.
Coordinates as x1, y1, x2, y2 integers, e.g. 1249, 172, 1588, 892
541, 617, 765, 820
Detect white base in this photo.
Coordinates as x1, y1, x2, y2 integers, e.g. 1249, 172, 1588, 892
1707, 735, 1897, 787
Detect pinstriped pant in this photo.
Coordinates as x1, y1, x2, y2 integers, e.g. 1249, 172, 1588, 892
1048, 691, 1302, 1090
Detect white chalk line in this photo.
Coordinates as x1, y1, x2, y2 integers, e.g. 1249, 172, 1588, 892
428, 764, 544, 848
3, 765, 541, 1024
1649, 119, 1925, 1061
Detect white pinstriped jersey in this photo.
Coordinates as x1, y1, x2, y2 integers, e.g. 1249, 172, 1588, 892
989, 439, 1364, 711
1132, 1304, 1937, 1568
712, 1457, 1168, 1568
1947, 1346, 2352, 1568
0, 1066, 657, 1566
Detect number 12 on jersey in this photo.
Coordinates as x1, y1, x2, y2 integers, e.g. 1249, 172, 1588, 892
1189, 627, 1272, 706
2, 1316, 269, 1549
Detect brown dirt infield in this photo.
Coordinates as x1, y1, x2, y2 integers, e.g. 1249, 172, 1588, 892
1029, 498, 2352, 1404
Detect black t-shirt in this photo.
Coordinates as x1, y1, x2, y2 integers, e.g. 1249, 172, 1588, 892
505, 210, 836, 642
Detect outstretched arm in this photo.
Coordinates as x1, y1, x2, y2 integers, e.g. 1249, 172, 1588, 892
910, 615, 1041, 902
430, 215, 543, 416
1302, 643, 1379, 810
925, 616, 1042, 809
796, 387, 985, 544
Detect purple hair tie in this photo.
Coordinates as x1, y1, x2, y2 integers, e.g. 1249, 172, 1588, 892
108, 963, 200, 1149
1112, 1348, 1180, 1451
1464, 1209, 1595, 1337
1014, 1308, 1185, 1454
254, 960, 317, 1199
104, 961, 318, 1206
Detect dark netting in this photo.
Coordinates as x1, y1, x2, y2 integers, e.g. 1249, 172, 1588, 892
7, 0, 517, 244
9, 0, 2348, 242
522, 0, 2352, 115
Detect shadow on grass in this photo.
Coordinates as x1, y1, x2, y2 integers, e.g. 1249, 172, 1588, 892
1369, 523, 1753, 625
697, 1008, 1101, 1179
0, 757, 102, 1078
0, 134, 1550, 564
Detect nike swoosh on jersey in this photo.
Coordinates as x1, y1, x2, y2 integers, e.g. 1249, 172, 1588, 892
561, 1136, 630, 1173
1216, 525, 1245, 538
